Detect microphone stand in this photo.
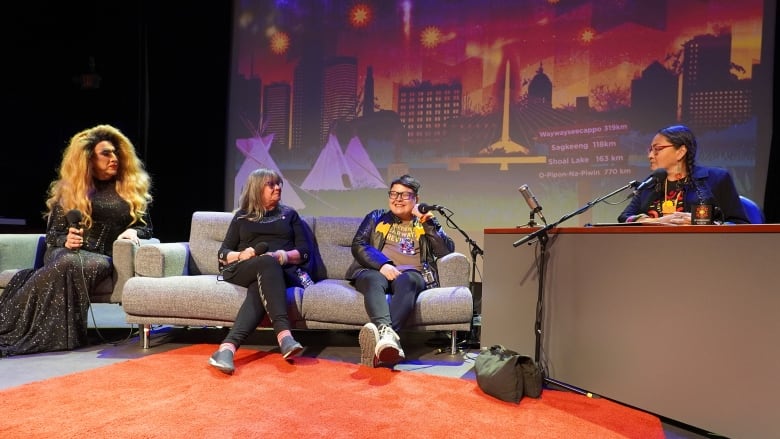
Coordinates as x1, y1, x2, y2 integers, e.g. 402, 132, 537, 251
437, 208, 484, 352
525, 210, 538, 227
512, 179, 639, 396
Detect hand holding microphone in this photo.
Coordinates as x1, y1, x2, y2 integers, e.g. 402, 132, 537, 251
65, 209, 84, 251
221, 242, 269, 273
415, 203, 450, 223
241, 242, 270, 261
417, 203, 446, 214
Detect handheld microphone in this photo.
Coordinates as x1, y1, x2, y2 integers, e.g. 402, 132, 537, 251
253, 242, 270, 255
65, 209, 83, 229
220, 242, 269, 273
65, 209, 83, 252
518, 185, 547, 225
633, 168, 667, 192
417, 203, 446, 214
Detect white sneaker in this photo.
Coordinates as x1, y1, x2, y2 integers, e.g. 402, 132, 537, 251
358, 323, 380, 367
375, 325, 405, 367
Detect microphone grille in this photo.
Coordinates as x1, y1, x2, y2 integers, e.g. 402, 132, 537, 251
65, 209, 83, 225
254, 242, 269, 254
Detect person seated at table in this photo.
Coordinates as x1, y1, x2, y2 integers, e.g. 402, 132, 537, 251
618, 124, 748, 225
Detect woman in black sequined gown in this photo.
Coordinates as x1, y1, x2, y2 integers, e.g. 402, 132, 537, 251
0, 125, 152, 357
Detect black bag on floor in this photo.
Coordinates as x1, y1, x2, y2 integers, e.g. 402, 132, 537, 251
474, 345, 543, 403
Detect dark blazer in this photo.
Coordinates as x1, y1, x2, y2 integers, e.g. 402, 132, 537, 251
618, 165, 749, 224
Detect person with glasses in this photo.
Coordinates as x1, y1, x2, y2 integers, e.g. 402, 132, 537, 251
208, 168, 314, 374
618, 125, 748, 225
346, 174, 455, 368
1, 124, 153, 357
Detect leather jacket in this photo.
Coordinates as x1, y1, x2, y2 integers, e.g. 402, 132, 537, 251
345, 209, 455, 282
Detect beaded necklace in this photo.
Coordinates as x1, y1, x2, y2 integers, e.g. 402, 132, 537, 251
661, 178, 683, 215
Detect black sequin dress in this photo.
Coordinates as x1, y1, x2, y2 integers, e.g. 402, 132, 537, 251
0, 179, 152, 357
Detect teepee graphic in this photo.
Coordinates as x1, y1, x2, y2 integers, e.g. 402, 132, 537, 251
234, 134, 305, 209
344, 136, 386, 188
301, 134, 385, 190
480, 61, 529, 155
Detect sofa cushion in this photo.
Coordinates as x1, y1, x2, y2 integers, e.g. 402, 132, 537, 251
0, 234, 46, 273
313, 216, 362, 280
300, 279, 369, 325
187, 212, 234, 275
411, 286, 474, 325
0, 269, 21, 290
300, 280, 473, 328
122, 275, 303, 325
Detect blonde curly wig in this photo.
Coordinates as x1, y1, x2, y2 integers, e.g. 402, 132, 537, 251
45, 124, 152, 229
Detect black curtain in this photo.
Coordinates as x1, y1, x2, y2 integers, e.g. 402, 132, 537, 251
2, 1, 232, 241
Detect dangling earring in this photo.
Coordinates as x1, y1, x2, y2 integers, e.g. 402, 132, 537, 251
675, 161, 683, 180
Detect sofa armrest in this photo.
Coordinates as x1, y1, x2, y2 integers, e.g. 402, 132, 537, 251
436, 252, 471, 288
134, 242, 190, 278
0, 233, 46, 272
112, 238, 160, 300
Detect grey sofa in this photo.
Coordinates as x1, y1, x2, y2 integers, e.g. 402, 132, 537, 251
0, 233, 152, 303
0, 234, 44, 296
122, 211, 474, 353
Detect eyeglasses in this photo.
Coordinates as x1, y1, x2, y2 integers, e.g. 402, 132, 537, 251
648, 144, 675, 155
388, 191, 416, 200
265, 180, 283, 188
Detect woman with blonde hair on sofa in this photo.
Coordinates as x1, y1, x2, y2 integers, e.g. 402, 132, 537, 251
1, 124, 153, 357
209, 168, 313, 374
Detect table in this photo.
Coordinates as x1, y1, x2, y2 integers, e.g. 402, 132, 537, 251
482, 225, 780, 439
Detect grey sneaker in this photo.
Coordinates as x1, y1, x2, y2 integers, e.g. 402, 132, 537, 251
209, 349, 235, 375
280, 335, 303, 359
375, 325, 405, 367
358, 323, 380, 367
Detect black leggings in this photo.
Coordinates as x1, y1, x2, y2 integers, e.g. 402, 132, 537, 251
353, 269, 425, 332
222, 255, 290, 347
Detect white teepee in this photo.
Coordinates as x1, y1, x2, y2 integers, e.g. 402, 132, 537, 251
301, 134, 353, 190
344, 136, 386, 188
234, 134, 305, 209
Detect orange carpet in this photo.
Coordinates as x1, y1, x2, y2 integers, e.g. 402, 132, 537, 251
0, 344, 663, 438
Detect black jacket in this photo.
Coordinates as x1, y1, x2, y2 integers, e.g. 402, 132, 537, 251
618, 165, 749, 224
345, 209, 454, 282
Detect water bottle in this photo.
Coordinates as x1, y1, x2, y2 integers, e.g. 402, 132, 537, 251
421, 262, 438, 289
296, 267, 314, 288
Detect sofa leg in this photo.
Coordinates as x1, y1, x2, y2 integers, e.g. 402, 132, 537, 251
450, 330, 457, 354
141, 324, 151, 349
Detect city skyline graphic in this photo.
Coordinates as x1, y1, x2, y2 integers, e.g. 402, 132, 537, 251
226, 0, 769, 231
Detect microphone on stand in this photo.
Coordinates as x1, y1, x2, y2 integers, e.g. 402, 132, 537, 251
417, 203, 447, 214
632, 168, 667, 193
518, 185, 547, 225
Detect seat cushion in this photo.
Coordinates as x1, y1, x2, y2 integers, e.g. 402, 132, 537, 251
0, 269, 22, 290
300, 280, 473, 328
122, 275, 303, 325
299, 279, 369, 325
